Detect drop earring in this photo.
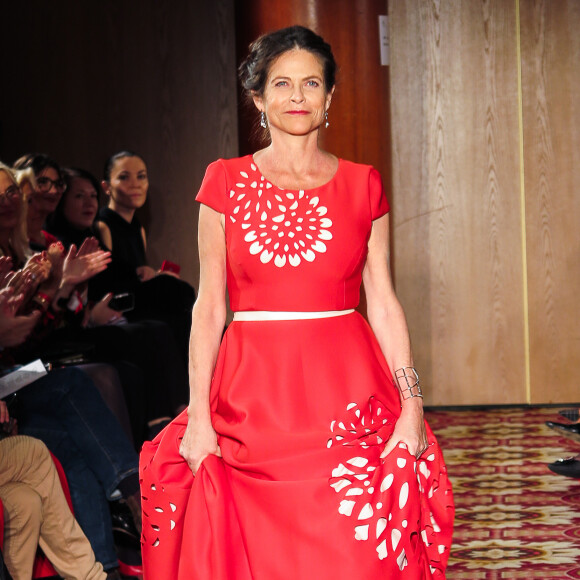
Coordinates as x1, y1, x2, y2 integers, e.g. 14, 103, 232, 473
260, 112, 267, 129
324, 111, 329, 128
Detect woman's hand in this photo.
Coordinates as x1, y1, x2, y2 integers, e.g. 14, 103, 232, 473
17, 252, 52, 290
136, 265, 156, 281
6, 261, 47, 309
179, 417, 222, 476
87, 293, 123, 326
75, 237, 100, 257
0, 288, 41, 347
380, 401, 429, 460
0, 257, 14, 288
61, 242, 111, 287
46, 242, 66, 279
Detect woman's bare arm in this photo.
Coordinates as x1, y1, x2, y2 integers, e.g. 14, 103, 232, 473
362, 214, 428, 459
179, 205, 227, 474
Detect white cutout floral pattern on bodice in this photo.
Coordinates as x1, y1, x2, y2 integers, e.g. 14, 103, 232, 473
229, 163, 333, 268
328, 398, 445, 573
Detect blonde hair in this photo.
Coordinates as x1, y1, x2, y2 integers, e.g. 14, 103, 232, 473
0, 163, 32, 265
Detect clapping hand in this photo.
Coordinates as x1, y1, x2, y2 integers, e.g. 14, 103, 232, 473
0, 287, 41, 347
61, 239, 111, 287
0, 257, 13, 288
5, 254, 50, 306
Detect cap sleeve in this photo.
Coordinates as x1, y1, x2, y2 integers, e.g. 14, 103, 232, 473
195, 160, 226, 213
369, 166, 390, 220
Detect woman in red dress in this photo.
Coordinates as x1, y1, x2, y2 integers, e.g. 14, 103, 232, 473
140, 25, 454, 579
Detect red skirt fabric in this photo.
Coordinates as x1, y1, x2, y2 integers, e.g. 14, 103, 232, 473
140, 313, 454, 579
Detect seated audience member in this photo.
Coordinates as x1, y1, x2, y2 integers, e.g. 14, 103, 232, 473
0, 277, 140, 578
12, 153, 64, 250
45, 166, 101, 248
44, 167, 190, 440
0, 164, 30, 266
0, 162, 138, 438
94, 151, 196, 361
0, 426, 106, 580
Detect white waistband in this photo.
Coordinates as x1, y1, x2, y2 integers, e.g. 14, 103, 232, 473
233, 309, 355, 321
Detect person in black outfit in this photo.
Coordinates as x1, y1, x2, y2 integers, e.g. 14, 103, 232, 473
94, 151, 196, 363
44, 167, 191, 441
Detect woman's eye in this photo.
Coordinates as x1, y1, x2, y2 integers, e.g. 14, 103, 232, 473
275, 81, 288, 87
306, 80, 319, 87
138, 174, 147, 180
118, 174, 128, 181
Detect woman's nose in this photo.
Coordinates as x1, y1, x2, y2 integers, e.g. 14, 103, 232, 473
291, 87, 305, 103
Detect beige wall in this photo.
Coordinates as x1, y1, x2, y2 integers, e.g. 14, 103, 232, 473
0, 0, 238, 289
389, 0, 580, 405
521, 1, 580, 404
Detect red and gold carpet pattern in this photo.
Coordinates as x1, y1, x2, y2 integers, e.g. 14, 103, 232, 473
425, 406, 580, 579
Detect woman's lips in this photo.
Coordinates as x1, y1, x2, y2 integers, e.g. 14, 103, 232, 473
287, 110, 309, 115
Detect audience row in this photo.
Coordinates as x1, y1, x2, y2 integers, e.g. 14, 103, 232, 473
0, 151, 197, 579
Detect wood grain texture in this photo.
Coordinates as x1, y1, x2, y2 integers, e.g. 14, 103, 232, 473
0, 0, 238, 290
390, 0, 526, 405
235, 0, 391, 180
521, 0, 580, 403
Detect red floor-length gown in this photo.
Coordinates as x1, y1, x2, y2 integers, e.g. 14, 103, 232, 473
140, 156, 454, 579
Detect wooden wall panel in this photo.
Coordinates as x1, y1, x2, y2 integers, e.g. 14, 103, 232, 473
0, 0, 238, 290
521, 1, 580, 403
389, 1, 526, 405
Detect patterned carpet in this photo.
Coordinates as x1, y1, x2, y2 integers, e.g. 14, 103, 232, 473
425, 406, 580, 579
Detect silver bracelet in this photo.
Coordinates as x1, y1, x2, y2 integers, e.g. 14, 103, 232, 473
394, 366, 423, 400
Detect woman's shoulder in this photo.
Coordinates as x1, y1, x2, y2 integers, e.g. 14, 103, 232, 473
96, 207, 116, 223
338, 159, 378, 176
199, 155, 255, 191
335, 160, 384, 190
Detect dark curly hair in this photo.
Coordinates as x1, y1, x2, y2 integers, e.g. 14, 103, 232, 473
238, 25, 337, 99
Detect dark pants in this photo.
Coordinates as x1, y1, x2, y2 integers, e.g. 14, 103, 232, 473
17, 367, 139, 571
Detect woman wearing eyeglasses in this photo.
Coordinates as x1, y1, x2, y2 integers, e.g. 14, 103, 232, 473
13, 153, 67, 251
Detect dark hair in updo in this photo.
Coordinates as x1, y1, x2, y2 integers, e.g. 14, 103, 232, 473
238, 25, 337, 98
103, 150, 145, 182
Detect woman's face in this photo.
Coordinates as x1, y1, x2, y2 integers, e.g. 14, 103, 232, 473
0, 170, 22, 231
63, 177, 99, 230
30, 166, 65, 215
106, 156, 148, 211
253, 48, 333, 138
